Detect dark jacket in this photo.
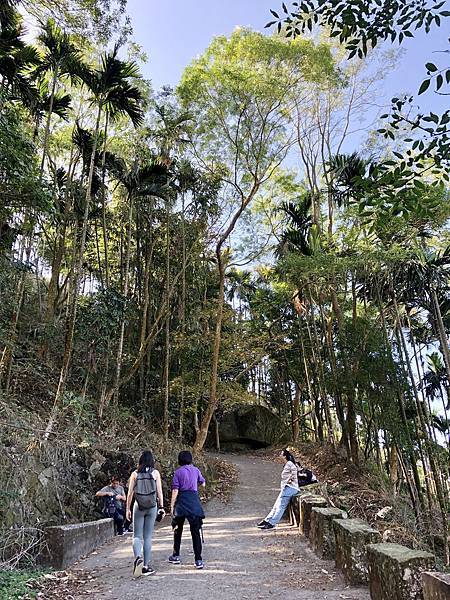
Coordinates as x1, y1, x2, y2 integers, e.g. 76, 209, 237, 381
174, 490, 205, 520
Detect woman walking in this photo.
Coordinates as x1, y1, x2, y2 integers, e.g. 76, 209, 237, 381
257, 448, 299, 530
126, 450, 164, 577
168, 450, 206, 569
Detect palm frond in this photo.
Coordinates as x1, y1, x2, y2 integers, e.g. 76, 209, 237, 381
327, 152, 367, 207
276, 193, 314, 258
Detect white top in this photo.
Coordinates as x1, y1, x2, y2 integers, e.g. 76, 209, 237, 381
280, 460, 299, 491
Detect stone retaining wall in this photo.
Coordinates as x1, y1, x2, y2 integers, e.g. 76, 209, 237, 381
310, 507, 347, 559
333, 518, 381, 585
280, 474, 439, 599
367, 543, 435, 600
299, 495, 327, 538
422, 572, 450, 600
40, 518, 114, 569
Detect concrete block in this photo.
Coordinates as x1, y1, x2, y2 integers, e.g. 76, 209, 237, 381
299, 495, 328, 537
298, 482, 327, 496
288, 494, 301, 526
367, 543, 435, 600
310, 507, 347, 559
422, 571, 450, 600
333, 518, 381, 584
289, 485, 327, 527
40, 518, 114, 569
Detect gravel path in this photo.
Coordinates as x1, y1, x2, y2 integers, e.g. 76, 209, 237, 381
70, 454, 369, 599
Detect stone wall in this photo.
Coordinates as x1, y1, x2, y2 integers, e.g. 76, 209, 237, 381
299, 495, 327, 538
333, 518, 381, 585
367, 543, 435, 600
40, 518, 114, 569
310, 507, 347, 559
422, 572, 450, 600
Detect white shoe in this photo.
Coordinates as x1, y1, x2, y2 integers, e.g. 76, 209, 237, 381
133, 557, 143, 578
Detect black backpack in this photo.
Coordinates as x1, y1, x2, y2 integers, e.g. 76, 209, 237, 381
103, 495, 117, 517
297, 465, 318, 486
135, 469, 157, 510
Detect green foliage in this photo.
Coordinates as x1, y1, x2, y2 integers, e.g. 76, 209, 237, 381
0, 1, 448, 563
0, 569, 46, 599
76, 289, 124, 346
0, 9, 41, 105
23, 0, 131, 45
0, 104, 50, 223
61, 390, 96, 427
35, 17, 84, 83
267, 1, 449, 58
269, 2, 450, 214
81, 43, 145, 127
179, 28, 335, 104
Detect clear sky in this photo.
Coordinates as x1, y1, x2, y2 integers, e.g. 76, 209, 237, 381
127, 0, 449, 116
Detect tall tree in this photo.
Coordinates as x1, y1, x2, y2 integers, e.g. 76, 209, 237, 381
178, 28, 335, 453
101, 153, 169, 417
34, 18, 82, 175
44, 44, 144, 437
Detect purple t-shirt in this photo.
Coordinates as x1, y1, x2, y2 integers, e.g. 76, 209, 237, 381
172, 464, 205, 492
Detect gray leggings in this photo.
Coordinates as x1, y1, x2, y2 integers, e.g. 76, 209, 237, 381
132, 504, 157, 566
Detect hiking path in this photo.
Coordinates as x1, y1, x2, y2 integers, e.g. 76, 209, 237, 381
67, 454, 370, 599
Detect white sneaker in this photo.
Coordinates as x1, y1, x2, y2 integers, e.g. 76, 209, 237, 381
133, 557, 143, 578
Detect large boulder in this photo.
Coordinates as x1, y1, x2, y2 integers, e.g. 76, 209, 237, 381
217, 404, 290, 449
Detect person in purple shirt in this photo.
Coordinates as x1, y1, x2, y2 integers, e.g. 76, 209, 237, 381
169, 450, 206, 569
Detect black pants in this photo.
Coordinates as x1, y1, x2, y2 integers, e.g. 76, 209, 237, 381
173, 516, 202, 560
113, 508, 125, 535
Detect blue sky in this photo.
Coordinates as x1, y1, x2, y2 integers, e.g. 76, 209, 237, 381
127, 0, 449, 116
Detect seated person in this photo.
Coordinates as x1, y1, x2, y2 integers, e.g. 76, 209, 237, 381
96, 475, 127, 535
256, 449, 299, 530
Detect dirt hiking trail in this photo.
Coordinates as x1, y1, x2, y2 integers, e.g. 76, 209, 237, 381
68, 454, 370, 599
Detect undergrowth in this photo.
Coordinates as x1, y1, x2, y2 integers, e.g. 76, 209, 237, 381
0, 569, 47, 600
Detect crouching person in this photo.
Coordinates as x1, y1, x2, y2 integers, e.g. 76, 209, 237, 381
96, 475, 127, 535
169, 450, 206, 570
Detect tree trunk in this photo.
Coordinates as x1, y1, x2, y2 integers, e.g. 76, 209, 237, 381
138, 239, 152, 405
394, 298, 449, 564
389, 444, 399, 493
192, 183, 260, 454
193, 252, 226, 455
40, 66, 58, 177
213, 412, 220, 451
179, 191, 187, 439
44, 103, 103, 438
0, 213, 34, 390
100, 115, 110, 286
431, 288, 450, 389
306, 287, 334, 445
163, 195, 171, 441
44, 144, 77, 326
113, 192, 134, 408
330, 286, 358, 464
292, 383, 301, 443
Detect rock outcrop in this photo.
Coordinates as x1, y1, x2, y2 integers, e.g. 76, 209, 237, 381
217, 404, 290, 449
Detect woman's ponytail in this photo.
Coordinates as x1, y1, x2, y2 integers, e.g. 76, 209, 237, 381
282, 448, 297, 465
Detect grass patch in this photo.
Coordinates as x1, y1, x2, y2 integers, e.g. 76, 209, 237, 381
0, 569, 48, 600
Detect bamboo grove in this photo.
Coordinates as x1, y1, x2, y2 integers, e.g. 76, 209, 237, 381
0, 0, 449, 563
